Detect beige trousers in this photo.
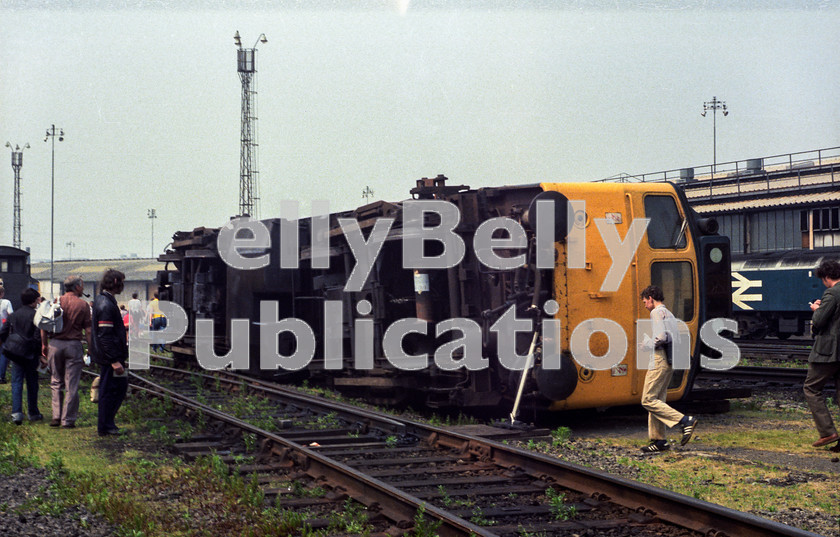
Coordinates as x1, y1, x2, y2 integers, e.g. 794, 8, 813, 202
641, 349, 684, 440
49, 339, 85, 426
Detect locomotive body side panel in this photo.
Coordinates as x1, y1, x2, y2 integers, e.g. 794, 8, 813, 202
541, 183, 701, 410
731, 248, 838, 338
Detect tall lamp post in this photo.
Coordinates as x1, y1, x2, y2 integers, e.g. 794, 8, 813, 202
701, 96, 728, 178
147, 209, 157, 258
5, 141, 29, 249
65, 241, 75, 261
44, 125, 64, 300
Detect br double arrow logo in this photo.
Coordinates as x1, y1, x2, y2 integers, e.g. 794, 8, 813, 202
731, 272, 762, 310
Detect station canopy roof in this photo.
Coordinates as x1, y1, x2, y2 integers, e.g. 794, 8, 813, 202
692, 190, 840, 214
30, 258, 169, 283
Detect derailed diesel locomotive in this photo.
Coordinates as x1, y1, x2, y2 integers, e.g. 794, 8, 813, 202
158, 176, 731, 412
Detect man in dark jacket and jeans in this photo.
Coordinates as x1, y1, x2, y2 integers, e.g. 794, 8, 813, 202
0, 288, 46, 424
90, 269, 128, 437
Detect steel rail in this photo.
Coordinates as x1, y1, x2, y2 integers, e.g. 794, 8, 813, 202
127, 371, 491, 537
212, 367, 408, 435
402, 420, 822, 537
135, 362, 819, 536
700, 365, 809, 384
735, 340, 812, 359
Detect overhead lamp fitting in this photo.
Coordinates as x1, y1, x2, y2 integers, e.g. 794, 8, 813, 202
234, 30, 267, 49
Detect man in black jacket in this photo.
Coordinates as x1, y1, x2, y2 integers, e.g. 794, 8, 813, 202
0, 288, 45, 424
90, 269, 128, 436
806, 260, 840, 448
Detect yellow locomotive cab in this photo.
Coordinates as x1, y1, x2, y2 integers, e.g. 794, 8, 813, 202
539, 182, 698, 410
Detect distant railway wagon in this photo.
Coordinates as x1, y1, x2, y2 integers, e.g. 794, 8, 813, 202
158, 177, 731, 413
731, 248, 840, 339
0, 245, 34, 309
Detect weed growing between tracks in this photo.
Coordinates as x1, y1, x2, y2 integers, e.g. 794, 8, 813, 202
544, 487, 577, 520
40, 451, 374, 536
518, 401, 840, 535
0, 377, 387, 536
290, 379, 481, 428
412, 503, 442, 537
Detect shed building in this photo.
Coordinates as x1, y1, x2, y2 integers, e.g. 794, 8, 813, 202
30, 258, 170, 307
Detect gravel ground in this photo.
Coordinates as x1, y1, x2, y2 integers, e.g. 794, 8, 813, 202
520, 437, 840, 536
0, 467, 115, 537
518, 385, 840, 537
2, 381, 838, 536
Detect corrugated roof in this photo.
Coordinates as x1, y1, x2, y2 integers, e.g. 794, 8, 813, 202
692, 191, 840, 214
683, 171, 838, 199
30, 258, 170, 281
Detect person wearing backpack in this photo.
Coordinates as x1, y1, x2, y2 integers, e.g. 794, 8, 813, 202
43, 275, 92, 428
0, 286, 14, 384
0, 288, 46, 424
90, 269, 128, 436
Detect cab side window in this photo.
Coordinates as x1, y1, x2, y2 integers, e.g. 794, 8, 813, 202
652, 261, 694, 322
644, 195, 687, 249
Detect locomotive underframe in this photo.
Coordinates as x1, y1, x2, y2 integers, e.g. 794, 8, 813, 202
160, 183, 559, 410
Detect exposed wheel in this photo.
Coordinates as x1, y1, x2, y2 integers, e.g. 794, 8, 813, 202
748, 327, 768, 340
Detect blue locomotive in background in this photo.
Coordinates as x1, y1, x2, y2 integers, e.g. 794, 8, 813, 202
731, 248, 839, 339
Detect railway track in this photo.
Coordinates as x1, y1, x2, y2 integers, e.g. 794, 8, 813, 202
734, 338, 812, 362
122, 363, 820, 537
696, 365, 840, 393
701, 365, 806, 385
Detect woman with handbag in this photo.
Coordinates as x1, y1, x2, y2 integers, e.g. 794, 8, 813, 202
0, 288, 46, 425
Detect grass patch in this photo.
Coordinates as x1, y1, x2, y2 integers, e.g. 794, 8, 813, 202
698, 427, 816, 454
589, 437, 839, 515
644, 457, 837, 513
0, 376, 370, 536
521, 401, 839, 524
729, 398, 812, 419
0, 390, 39, 474
426, 411, 480, 427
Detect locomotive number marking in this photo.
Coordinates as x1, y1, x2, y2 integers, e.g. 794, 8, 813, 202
610, 364, 628, 376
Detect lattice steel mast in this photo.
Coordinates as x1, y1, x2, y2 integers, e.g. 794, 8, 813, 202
234, 31, 267, 218
5, 142, 28, 249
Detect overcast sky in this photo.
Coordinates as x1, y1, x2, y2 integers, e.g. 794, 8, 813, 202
2, 1, 838, 262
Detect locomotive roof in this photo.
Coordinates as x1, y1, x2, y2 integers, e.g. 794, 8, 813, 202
0, 245, 30, 258
731, 248, 840, 270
